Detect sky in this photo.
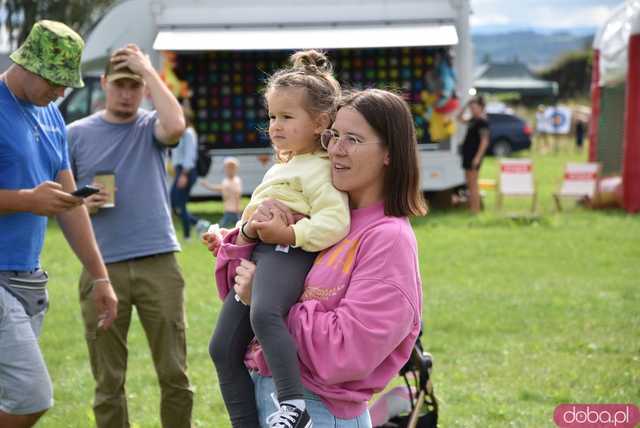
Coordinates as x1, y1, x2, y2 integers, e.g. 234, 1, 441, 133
0, 0, 626, 52
471, 0, 623, 32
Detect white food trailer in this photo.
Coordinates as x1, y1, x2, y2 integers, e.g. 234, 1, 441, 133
65, 0, 474, 198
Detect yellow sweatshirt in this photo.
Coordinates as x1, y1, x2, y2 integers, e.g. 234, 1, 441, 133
242, 152, 349, 252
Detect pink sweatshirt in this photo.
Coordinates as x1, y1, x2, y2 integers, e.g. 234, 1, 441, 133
214, 201, 423, 419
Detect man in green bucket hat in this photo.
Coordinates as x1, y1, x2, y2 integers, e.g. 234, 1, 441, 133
10, 19, 85, 90
0, 20, 118, 428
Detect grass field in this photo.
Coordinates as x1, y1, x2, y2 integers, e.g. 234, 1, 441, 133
37, 141, 639, 427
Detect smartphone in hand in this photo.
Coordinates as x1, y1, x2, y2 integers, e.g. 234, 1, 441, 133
71, 185, 101, 198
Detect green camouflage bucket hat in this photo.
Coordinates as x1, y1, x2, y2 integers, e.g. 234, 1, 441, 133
10, 20, 85, 88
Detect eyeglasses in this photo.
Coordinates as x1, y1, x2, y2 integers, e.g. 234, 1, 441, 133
320, 129, 381, 152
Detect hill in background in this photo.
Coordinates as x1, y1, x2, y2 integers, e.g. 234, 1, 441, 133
472, 29, 594, 71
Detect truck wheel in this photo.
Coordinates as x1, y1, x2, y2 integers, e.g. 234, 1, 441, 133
492, 139, 512, 157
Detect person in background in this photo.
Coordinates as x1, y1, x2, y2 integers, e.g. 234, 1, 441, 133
204, 88, 427, 427
575, 118, 586, 153
171, 104, 203, 240
0, 20, 117, 428
535, 104, 549, 153
457, 95, 490, 214
200, 156, 243, 228
67, 44, 193, 428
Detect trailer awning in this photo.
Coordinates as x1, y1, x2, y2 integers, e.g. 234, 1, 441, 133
153, 23, 458, 51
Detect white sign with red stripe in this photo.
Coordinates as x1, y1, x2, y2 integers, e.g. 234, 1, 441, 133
560, 162, 599, 197
500, 159, 534, 195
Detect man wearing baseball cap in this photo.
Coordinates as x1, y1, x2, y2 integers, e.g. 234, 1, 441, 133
67, 44, 192, 427
0, 20, 118, 428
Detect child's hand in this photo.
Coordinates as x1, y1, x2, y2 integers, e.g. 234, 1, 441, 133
201, 232, 221, 256
201, 224, 230, 256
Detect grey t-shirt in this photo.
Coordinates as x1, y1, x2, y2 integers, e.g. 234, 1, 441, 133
67, 110, 180, 263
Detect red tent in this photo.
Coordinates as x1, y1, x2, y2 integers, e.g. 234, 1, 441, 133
590, 0, 640, 213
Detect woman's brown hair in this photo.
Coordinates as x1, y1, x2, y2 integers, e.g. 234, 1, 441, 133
469, 94, 486, 109
339, 89, 428, 217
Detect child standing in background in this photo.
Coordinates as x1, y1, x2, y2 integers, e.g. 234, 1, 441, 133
200, 157, 242, 228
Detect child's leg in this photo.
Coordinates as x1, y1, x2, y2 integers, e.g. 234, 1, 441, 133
249, 243, 317, 403
219, 212, 240, 229
209, 291, 260, 427
229, 212, 240, 228
219, 212, 231, 228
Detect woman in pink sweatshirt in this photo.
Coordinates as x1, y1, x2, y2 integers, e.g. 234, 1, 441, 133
206, 88, 427, 427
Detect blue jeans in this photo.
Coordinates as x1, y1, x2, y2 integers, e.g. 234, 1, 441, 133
219, 211, 240, 229
251, 372, 372, 428
171, 166, 199, 238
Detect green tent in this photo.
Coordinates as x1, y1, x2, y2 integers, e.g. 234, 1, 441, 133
474, 61, 558, 97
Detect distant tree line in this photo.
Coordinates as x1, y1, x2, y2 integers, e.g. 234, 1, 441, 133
2, 0, 116, 49
537, 50, 593, 100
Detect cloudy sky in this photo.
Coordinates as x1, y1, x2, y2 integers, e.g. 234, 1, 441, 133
471, 0, 623, 31
0, 0, 626, 51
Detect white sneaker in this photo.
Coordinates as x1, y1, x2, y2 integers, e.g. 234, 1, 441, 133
195, 219, 211, 235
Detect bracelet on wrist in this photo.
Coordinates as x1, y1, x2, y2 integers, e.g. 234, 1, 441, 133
234, 293, 249, 306
91, 278, 111, 287
240, 221, 259, 242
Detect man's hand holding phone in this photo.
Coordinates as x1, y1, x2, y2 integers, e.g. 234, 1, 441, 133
71, 185, 100, 198
29, 181, 84, 216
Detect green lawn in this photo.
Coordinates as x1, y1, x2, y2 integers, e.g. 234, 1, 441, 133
38, 141, 639, 427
